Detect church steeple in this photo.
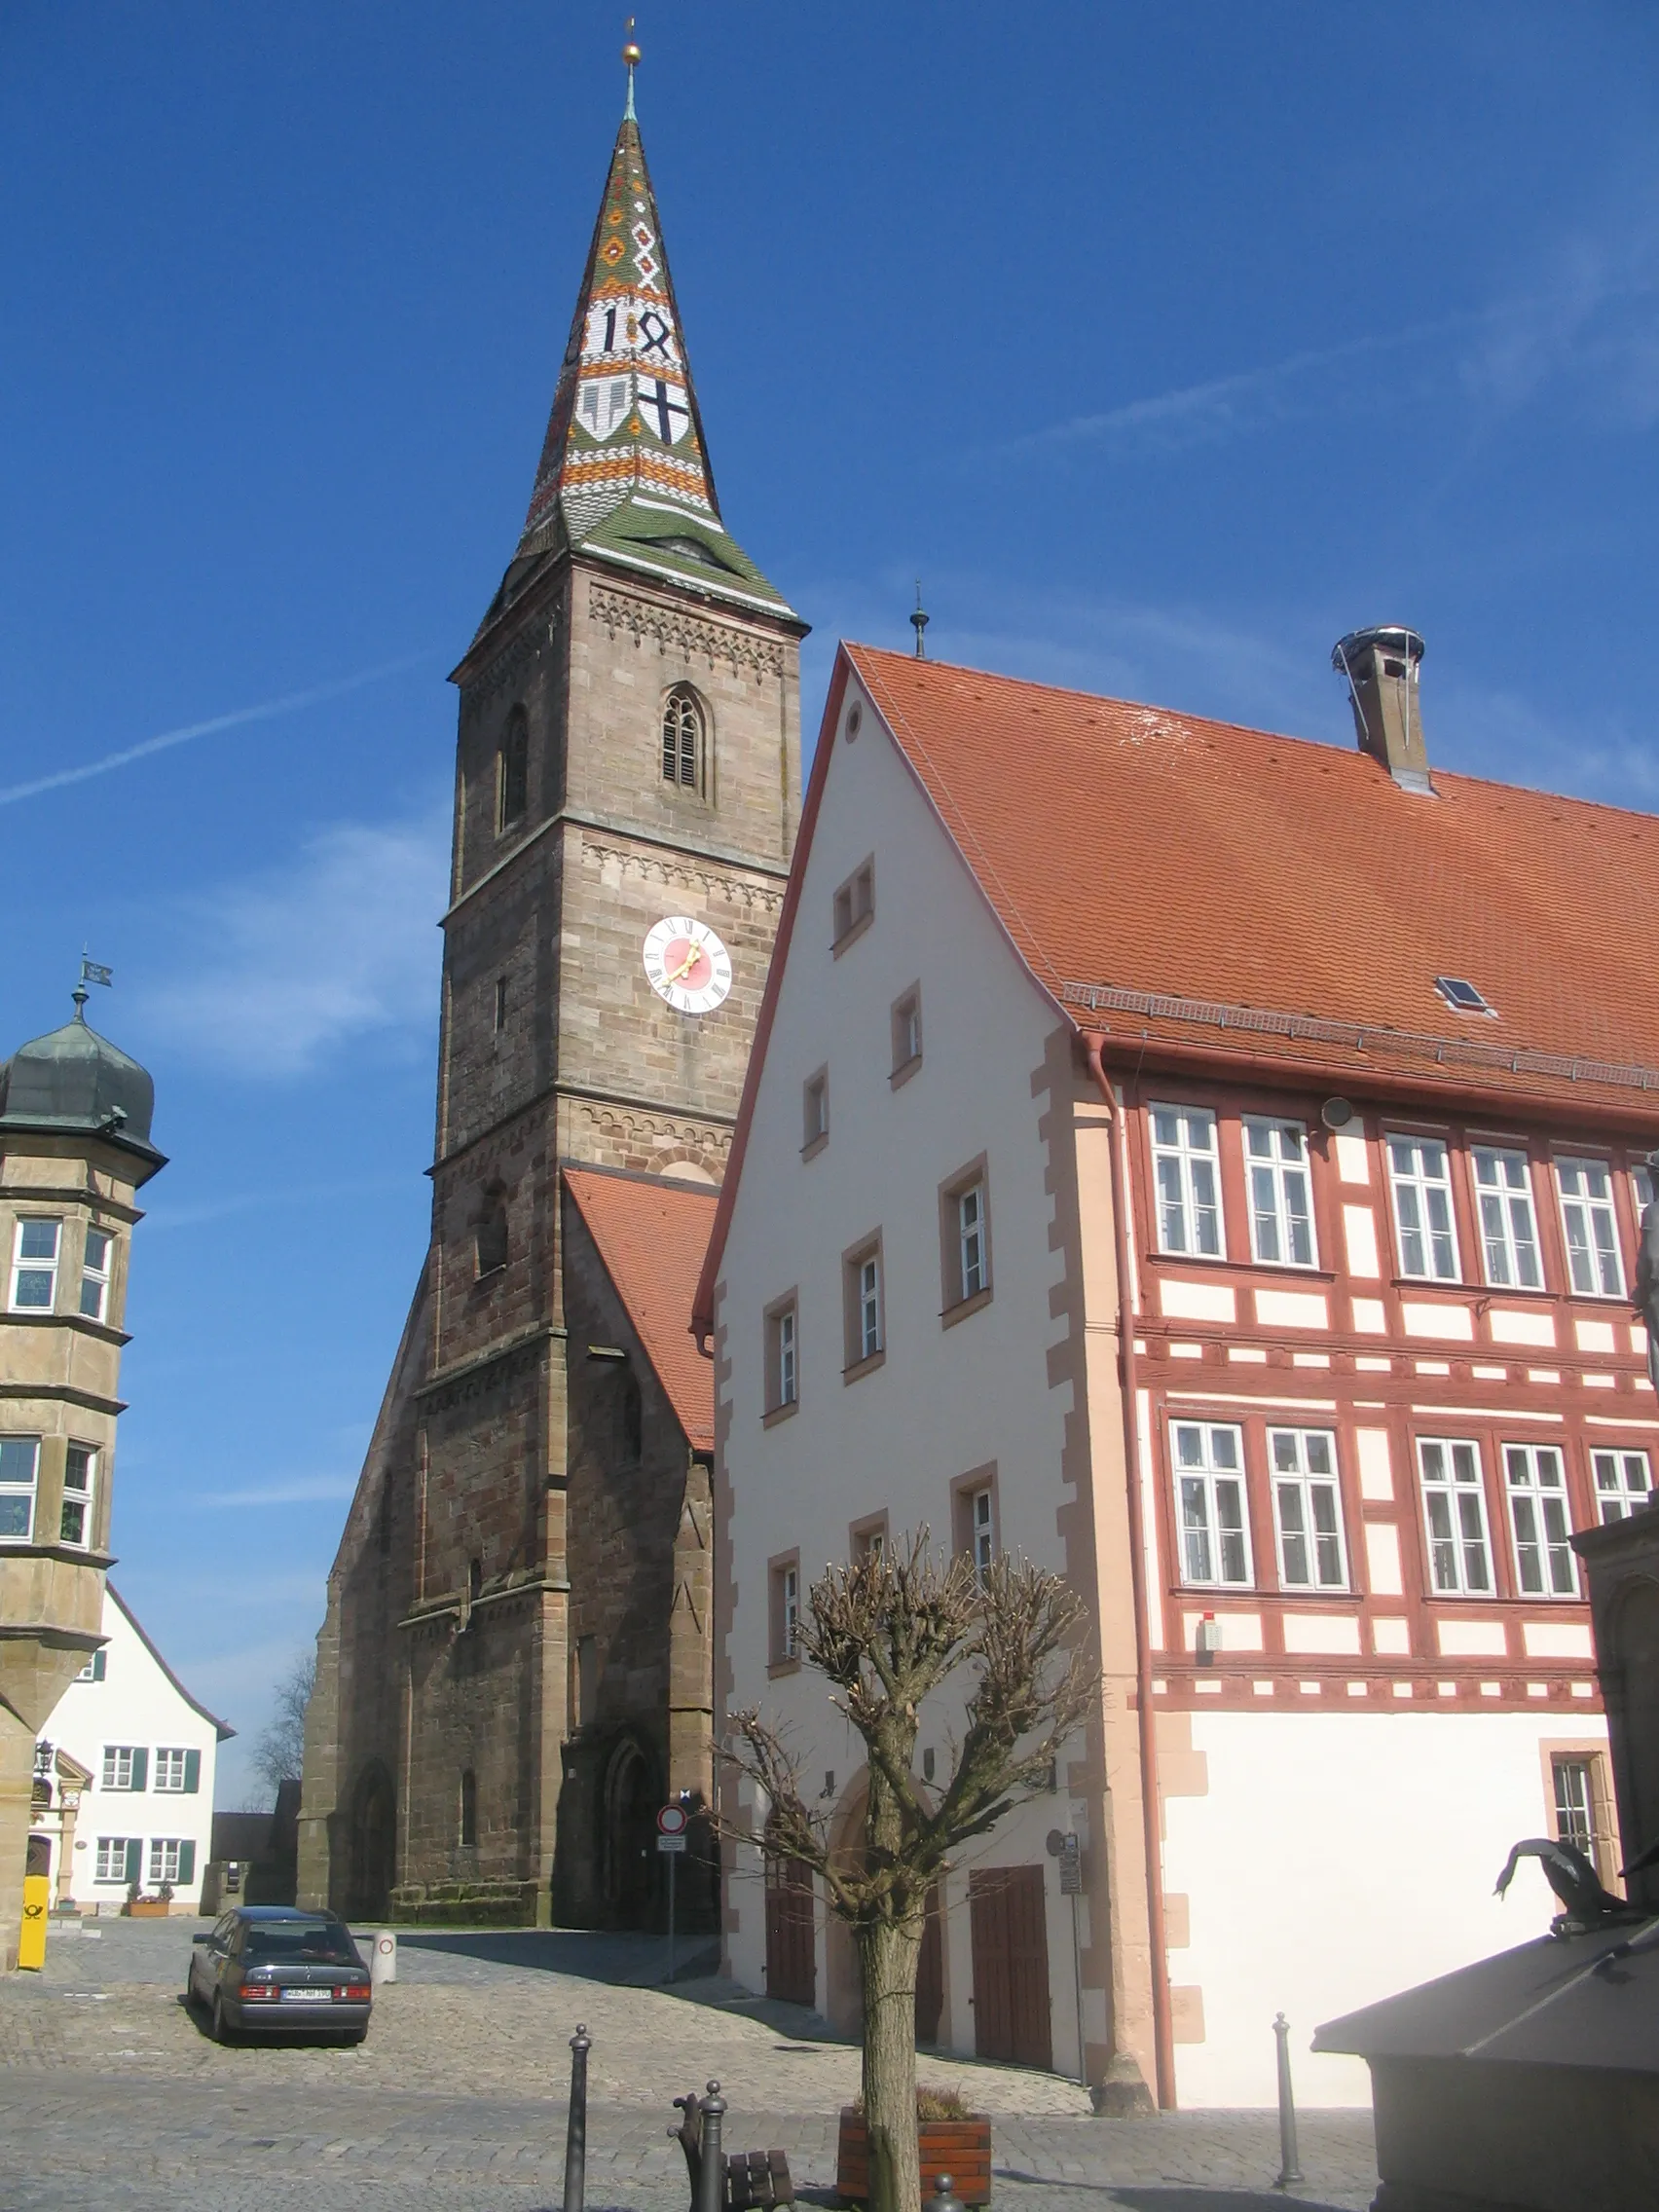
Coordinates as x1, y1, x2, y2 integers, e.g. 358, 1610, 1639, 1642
508, 73, 792, 618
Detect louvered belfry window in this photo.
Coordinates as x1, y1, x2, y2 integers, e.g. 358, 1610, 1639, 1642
662, 686, 703, 793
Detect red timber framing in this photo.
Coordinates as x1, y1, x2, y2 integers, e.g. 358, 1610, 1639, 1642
1095, 1048, 1655, 1718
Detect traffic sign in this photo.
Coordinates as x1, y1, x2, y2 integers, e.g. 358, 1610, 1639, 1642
657, 1833, 688, 1854
657, 1803, 688, 1836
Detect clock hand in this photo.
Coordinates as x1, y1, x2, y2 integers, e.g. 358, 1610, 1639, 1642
663, 941, 704, 986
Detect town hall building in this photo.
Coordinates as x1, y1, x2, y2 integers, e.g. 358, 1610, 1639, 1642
298, 68, 804, 1927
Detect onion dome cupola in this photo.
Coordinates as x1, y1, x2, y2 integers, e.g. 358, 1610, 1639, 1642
0, 982, 166, 1179
479, 45, 796, 634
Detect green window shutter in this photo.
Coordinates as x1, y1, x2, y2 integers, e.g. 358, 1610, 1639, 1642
129, 1748, 148, 1791
177, 1840, 196, 1887
92, 1649, 107, 1681
124, 1838, 141, 1886
183, 1750, 201, 1794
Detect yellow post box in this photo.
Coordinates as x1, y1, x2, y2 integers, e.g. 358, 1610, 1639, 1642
18, 1871, 49, 1972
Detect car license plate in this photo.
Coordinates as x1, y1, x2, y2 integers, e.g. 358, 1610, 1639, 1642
281, 1988, 332, 2003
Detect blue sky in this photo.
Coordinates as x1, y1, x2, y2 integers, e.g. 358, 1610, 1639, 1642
3, 3, 1656, 1801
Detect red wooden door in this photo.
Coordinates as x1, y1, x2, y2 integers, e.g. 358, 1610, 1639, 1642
765, 1857, 816, 2008
969, 1865, 1051, 2069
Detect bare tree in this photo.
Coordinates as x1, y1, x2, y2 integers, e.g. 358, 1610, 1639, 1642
249, 1650, 315, 1803
725, 1533, 1096, 2212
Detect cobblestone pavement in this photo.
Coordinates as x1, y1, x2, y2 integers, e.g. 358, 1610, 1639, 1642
0, 1921, 1378, 2212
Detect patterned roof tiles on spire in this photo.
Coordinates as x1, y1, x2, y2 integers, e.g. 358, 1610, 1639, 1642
511, 105, 792, 617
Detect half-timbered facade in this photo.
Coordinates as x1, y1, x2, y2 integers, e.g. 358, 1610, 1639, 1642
696, 636, 1659, 2108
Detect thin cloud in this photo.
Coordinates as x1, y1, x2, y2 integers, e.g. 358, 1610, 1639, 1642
0, 652, 433, 808
194, 1476, 357, 1508
133, 805, 449, 1078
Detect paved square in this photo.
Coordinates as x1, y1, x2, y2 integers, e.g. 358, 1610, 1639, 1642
0, 1921, 1378, 2212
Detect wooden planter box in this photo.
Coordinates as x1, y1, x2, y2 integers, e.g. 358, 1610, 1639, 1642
125, 1899, 172, 1919
835, 2108, 992, 2207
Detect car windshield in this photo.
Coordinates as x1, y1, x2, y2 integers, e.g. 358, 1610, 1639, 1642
241, 1920, 358, 1966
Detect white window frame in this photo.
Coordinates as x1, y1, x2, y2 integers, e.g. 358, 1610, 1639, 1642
1552, 1753, 1600, 1865
778, 1564, 799, 1659
148, 1837, 185, 1886
1418, 1438, 1494, 1596
1170, 1420, 1252, 1588
968, 1484, 995, 1582
775, 1305, 797, 1409
1592, 1448, 1651, 1523
1243, 1118, 1317, 1269
0, 1436, 40, 1544
856, 1253, 883, 1361
1634, 1162, 1655, 1220
10, 1217, 61, 1311
79, 1227, 113, 1322
1472, 1145, 1542, 1291
1387, 1135, 1460, 1282
101, 1746, 141, 1791
60, 1442, 96, 1549
1503, 1443, 1579, 1599
1267, 1427, 1347, 1591
1150, 1105, 1224, 1259
957, 1181, 987, 1302
1557, 1157, 1626, 1298
94, 1837, 136, 1883
153, 1749, 190, 1793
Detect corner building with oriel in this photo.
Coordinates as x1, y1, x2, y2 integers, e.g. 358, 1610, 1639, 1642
299, 82, 805, 1927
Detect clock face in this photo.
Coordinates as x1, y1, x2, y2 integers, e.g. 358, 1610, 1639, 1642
643, 915, 733, 1015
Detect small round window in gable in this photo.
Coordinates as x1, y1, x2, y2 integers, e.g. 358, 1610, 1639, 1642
845, 701, 862, 742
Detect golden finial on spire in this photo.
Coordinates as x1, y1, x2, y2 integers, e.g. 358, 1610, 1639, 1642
622, 19, 641, 119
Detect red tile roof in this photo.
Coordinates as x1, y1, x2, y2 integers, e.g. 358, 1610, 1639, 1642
693, 643, 1659, 1335
564, 1166, 716, 1449
847, 644, 1659, 1104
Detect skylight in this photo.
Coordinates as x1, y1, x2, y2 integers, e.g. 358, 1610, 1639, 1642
1435, 976, 1494, 1016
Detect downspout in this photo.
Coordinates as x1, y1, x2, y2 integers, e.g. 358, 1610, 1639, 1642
1082, 1031, 1176, 2111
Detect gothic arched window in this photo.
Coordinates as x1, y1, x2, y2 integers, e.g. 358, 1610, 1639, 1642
475, 1188, 508, 1278
498, 707, 529, 833
661, 685, 705, 795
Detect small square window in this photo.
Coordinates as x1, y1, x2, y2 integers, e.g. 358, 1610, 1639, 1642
1435, 976, 1493, 1015
101, 1746, 145, 1791
831, 859, 875, 951
0, 1436, 40, 1543
850, 1513, 889, 1563
11, 1218, 61, 1311
1592, 1448, 1651, 1522
79, 1229, 113, 1323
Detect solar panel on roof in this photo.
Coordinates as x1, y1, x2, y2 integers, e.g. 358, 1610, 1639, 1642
1435, 976, 1493, 1014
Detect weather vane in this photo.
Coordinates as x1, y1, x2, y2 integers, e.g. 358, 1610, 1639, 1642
72, 951, 113, 1013
910, 581, 929, 659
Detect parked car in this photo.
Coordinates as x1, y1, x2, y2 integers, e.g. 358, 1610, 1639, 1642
187, 1904, 372, 2044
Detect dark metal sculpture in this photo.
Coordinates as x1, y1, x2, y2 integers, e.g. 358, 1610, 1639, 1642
1493, 1838, 1645, 1936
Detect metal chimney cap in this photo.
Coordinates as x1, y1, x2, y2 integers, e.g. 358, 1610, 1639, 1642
1332, 625, 1424, 674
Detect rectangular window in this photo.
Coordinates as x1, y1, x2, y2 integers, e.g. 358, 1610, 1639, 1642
802, 1071, 829, 1154
844, 1238, 884, 1372
0, 1436, 40, 1543
498, 717, 529, 831
1472, 1146, 1542, 1289
494, 976, 508, 1035
1592, 1448, 1651, 1523
10, 1217, 61, 1310
890, 986, 922, 1077
148, 1837, 189, 1887
95, 1837, 139, 1884
770, 1557, 800, 1663
1558, 1158, 1625, 1297
1244, 1119, 1316, 1268
1551, 1754, 1602, 1867
1150, 1106, 1223, 1258
764, 1297, 798, 1417
969, 1485, 995, 1580
1418, 1439, 1493, 1595
1171, 1421, 1252, 1587
153, 1749, 190, 1793
957, 1183, 987, 1301
75, 1648, 108, 1684
831, 858, 875, 948
1268, 1428, 1346, 1590
851, 1514, 889, 1563
1504, 1444, 1578, 1598
78, 1228, 113, 1322
60, 1442, 96, 1548
1387, 1136, 1460, 1281
101, 1746, 148, 1792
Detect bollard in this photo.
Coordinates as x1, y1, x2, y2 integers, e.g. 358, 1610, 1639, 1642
370, 1929, 397, 1987
697, 2080, 727, 2212
925, 2177, 966, 2212
564, 2023, 592, 2212
1272, 2013, 1304, 2190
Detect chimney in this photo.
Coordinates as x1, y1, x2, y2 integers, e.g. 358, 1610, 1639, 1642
1332, 625, 1430, 793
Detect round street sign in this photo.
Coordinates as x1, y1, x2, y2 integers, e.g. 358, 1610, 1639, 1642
657, 1802, 688, 1836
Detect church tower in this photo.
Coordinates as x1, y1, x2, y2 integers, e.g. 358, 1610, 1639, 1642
299, 56, 804, 1925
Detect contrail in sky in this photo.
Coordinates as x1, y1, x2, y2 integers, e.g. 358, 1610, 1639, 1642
0, 651, 431, 807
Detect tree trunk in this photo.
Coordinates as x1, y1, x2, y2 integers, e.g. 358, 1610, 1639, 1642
859, 1911, 925, 2212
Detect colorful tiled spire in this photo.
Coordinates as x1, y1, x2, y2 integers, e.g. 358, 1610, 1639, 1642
512, 86, 790, 614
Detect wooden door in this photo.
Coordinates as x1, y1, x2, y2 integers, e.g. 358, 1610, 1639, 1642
765, 1857, 816, 2008
916, 1884, 944, 2044
969, 1865, 1051, 2069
